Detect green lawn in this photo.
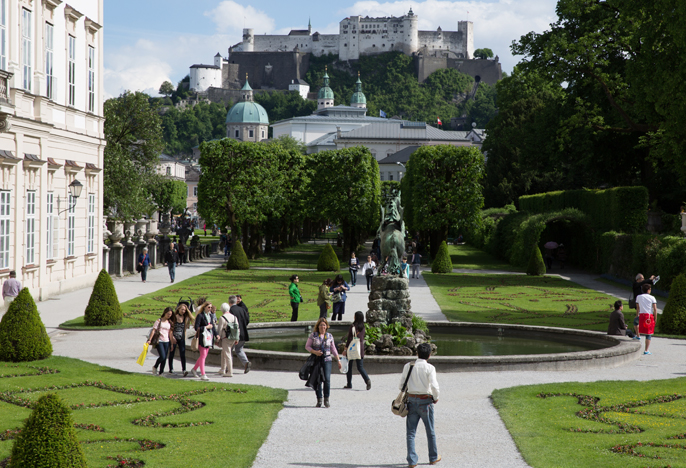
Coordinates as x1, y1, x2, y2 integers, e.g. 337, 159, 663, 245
448, 244, 522, 271
249, 242, 345, 269
0, 356, 286, 467
493, 378, 686, 468
424, 273, 617, 331
60, 269, 346, 330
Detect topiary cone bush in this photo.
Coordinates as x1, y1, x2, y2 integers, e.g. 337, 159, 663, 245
9, 393, 87, 468
527, 245, 546, 276
227, 240, 250, 270
84, 269, 122, 326
317, 244, 340, 271
659, 273, 686, 334
0, 288, 52, 362
431, 241, 453, 273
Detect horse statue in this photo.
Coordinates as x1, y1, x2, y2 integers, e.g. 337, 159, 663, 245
377, 187, 405, 276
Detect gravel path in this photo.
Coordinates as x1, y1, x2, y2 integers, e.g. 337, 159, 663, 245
41, 254, 681, 468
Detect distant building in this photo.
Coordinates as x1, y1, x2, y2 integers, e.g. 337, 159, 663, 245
288, 79, 310, 99
189, 53, 225, 92
225, 77, 269, 142
157, 154, 186, 180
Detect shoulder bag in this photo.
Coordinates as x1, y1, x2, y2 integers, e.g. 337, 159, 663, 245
392, 364, 414, 417
331, 292, 342, 303
149, 320, 161, 347
347, 327, 362, 360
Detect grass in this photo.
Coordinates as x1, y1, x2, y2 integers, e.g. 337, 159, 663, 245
249, 242, 346, 269
423, 273, 619, 331
60, 269, 347, 330
0, 356, 286, 467
448, 244, 523, 271
492, 377, 686, 468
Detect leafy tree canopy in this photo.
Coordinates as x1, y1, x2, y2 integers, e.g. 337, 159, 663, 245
152, 179, 188, 215
473, 48, 494, 59
159, 80, 175, 97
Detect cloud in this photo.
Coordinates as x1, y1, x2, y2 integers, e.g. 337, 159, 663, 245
205, 1, 276, 34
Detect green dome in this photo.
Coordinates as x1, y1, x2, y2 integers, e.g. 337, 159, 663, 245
350, 75, 366, 104
226, 101, 269, 124
318, 71, 334, 100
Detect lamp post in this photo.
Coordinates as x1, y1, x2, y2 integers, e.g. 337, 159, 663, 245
396, 161, 406, 180
58, 179, 83, 214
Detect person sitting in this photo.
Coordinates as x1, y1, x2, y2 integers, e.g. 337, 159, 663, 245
607, 300, 638, 339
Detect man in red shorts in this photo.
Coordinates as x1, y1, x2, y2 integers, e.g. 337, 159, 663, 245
636, 283, 658, 355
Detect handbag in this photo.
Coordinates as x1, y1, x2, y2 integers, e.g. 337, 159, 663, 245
191, 336, 199, 352
347, 328, 362, 360
136, 343, 149, 366
392, 365, 414, 417
331, 292, 342, 303
149, 321, 161, 347
202, 328, 213, 348
339, 356, 349, 374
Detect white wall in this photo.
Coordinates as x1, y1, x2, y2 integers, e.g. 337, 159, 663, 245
190, 66, 222, 92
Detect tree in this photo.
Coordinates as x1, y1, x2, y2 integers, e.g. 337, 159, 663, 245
0, 288, 52, 362
526, 246, 546, 276
159, 80, 175, 97
104, 91, 164, 220
431, 241, 453, 273
317, 244, 340, 271
152, 179, 187, 216
84, 269, 122, 326
659, 273, 686, 334
405, 145, 485, 258
226, 240, 250, 270
473, 48, 494, 59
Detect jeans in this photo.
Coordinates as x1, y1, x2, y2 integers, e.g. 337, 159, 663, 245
168, 337, 186, 371
331, 301, 345, 321
290, 302, 299, 322
366, 273, 373, 290
154, 341, 170, 373
233, 341, 249, 366
167, 263, 176, 282
406, 397, 438, 465
411, 264, 420, 278
141, 264, 149, 281
349, 269, 357, 286
319, 304, 328, 319
346, 358, 370, 386
315, 360, 333, 399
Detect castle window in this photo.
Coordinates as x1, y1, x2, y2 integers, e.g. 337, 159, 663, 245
249, 130, 254, 138
344, 43, 347, 47
235, 130, 239, 138
373, 44, 375, 47
382, 44, 385, 47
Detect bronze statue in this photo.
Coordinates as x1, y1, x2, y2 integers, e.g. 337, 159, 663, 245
377, 186, 405, 275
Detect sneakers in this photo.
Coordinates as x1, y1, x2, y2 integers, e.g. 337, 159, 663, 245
244, 362, 251, 374
200, 374, 210, 381
192, 369, 199, 378
632, 336, 640, 340
183, 371, 188, 377
430, 455, 442, 465
366, 380, 372, 391
343, 384, 352, 389
644, 351, 652, 355
152, 366, 157, 374
168, 370, 175, 375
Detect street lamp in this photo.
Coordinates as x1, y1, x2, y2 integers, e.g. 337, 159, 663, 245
396, 161, 406, 180
58, 179, 83, 214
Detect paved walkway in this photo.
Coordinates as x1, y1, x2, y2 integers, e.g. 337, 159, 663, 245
40, 255, 681, 468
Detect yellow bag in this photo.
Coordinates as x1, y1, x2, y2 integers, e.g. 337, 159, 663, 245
136, 343, 149, 366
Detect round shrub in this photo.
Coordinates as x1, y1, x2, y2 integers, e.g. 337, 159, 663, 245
0, 288, 52, 362
659, 273, 686, 334
431, 241, 453, 273
9, 393, 86, 468
527, 246, 546, 276
227, 240, 250, 270
317, 244, 340, 271
84, 269, 122, 326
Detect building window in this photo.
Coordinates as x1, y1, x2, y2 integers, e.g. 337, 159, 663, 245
68, 35, 76, 106
235, 129, 239, 138
380, 172, 385, 181
88, 46, 95, 112
25, 191, 36, 264
193, 186, 198, 197
67, 195, 75, 256
46, 193, 58, 260
166, 166, 171, 176
22, 9, 32, 91
249, 129, 254, 138
0, 191, 9, 268
389, 174, 394, 181
87, 193, 95, 254
261, 130, 265, 138
0, 0, 6, 70
45, 22, 55, 99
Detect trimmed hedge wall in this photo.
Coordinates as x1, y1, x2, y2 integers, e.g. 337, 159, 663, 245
519, 187, 649, 233
0, 288, 52, 362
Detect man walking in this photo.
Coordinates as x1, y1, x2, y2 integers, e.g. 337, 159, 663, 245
2, 271, 21, 315
229, 295, 251, 373
410, 251, 422, 279
163, 242, 179, 283
399, 342, 441, 467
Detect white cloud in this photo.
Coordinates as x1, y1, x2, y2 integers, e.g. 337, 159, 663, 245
205, 1, 276, 34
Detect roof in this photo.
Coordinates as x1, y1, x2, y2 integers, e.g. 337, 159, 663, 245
290, 79, 310, 86
241, 80, 253, 91
159, 153, 178, 162
336, 122, 471, 141
377, 146, 420, 165
350, 76, 366, 105
318, 72, 334, 100
289, 30, 310, 36
226, 101, 269, 124
271, 114, 387, 126
306, 132, 338, 147
185, 165, 201, 182
190, 64, 220, 69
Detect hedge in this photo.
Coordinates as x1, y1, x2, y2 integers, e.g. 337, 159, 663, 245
0, 288, 52, 362
431, 241, 453, 273
526, 246, 546, 276
519, 186, 649, 233
226, 240, 250, 270
317, 244, 340, 271
84, 269, 122, 326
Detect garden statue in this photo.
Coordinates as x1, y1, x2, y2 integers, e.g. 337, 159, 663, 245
377, 186, 405, 276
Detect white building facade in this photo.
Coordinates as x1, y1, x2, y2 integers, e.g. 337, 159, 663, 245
0, 0, 105, 300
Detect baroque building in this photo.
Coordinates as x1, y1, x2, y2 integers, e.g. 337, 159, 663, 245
225, 76, 269, 142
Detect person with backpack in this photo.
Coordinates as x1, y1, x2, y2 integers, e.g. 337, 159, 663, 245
218, 303, 240, 377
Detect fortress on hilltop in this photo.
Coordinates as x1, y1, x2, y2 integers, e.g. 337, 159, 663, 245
188, 9, 501, 98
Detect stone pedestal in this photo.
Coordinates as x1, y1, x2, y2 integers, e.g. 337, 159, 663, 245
366, 276, 412, 328
109, 244, 124, 277
102, 245, 110, 273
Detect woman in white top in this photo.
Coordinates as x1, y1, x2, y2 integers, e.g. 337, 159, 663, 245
147, 307, 174, 375
361, 255, 376, 291
217, 303, 239, 377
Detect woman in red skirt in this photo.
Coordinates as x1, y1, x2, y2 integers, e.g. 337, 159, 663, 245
636, 283, 658, 355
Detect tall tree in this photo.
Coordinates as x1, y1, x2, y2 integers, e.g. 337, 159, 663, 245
103, 91, 164, 220
151, 179, 187, 217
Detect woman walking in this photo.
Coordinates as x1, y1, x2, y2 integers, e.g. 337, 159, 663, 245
305, 318, 342, 407
138, 247, 151, 282
191, 301, 216, 381
147, 307, 174, 375
217, 303, 239, 376
168, 303, 194, 377
288, 274, 303, 322
343, 311, 372, 390
361, 255, 376, 291
349, 252, 359, 287
329, 275, 350, 321
317, 278, 333, 319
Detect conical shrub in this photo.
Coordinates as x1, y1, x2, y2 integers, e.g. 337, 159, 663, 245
659, 273, 686, 334
227, 240, 250, 270
317, 244, 340, 271
431, 241, 453, 273
9, 393, 87, 468
0, 288, 52, 362
84, 269, 122, 326
527, 246, 546, 276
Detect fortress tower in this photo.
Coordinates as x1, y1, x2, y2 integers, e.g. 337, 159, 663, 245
402, 7, 419, 55
242, 28, 255, 52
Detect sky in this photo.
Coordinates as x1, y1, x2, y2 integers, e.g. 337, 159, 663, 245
104, 0, 559, 98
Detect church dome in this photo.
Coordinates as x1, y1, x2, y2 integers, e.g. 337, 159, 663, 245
226, 101, 269, 124
350, 74, 366, 105
318, 70, 335, 100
